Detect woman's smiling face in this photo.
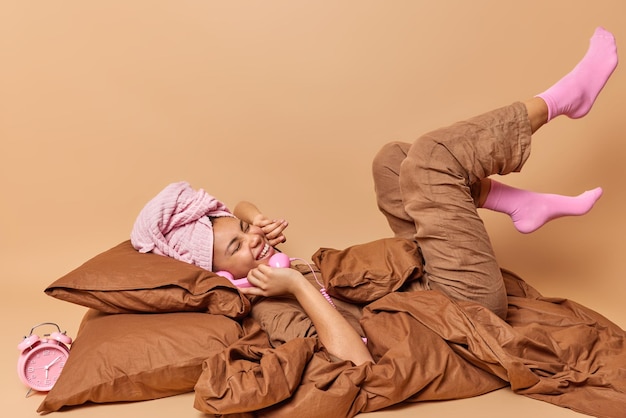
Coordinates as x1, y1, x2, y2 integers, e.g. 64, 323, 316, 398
211, 216, 276, 279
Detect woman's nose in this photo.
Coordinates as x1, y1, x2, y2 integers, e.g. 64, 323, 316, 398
246, 229, 263, 246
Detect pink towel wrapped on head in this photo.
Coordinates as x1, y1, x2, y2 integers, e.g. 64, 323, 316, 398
130, 181, 234, 271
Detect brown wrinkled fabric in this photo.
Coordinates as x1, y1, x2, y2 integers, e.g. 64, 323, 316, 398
45, 240, 251, 317
194, 269, 626, 418
193, 318, 320, 415
193, 104, 626, 417
312, 237, 426, 302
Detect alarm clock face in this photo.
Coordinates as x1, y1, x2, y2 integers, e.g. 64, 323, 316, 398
19, 343, 69, 392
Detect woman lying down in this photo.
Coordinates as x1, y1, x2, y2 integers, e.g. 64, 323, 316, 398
131, 28, 617, 364
131, 27, 617, 368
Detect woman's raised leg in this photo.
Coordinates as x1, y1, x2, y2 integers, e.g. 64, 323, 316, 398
397, 27, 617, 318
372, 140, 603, 236
400, 103, 531, 319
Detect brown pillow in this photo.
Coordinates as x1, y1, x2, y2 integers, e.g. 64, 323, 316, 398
45, 240, 250, 317
37, 309, 242, 413
311, 237, 424, 303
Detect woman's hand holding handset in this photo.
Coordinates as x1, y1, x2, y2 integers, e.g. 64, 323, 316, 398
216, 253, 291, 289
239, 260, 303, 298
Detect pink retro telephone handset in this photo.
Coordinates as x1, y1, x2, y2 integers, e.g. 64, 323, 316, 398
215, 252, 337, 309
215, 253, 292, 288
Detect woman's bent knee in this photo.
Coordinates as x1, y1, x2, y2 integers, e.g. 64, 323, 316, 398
372, 141, 410, 179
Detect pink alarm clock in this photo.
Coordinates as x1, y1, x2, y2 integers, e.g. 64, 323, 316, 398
216, 253, 292, 288
17, 322, 72, 393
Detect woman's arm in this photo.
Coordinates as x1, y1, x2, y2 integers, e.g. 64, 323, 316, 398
242, 265, 373, 365
233, 201, 263, 224
234, 201, 288, 246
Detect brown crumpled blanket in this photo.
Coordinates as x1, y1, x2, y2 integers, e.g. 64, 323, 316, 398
193, 238, 626, 418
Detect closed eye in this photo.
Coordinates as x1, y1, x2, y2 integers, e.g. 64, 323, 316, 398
226, 236, 240, 255
226, 220, 250, 255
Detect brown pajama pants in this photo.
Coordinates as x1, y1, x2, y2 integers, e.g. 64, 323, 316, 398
372, 102, 532, 319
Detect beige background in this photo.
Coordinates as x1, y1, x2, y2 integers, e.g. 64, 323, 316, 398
2, 1, 625, 417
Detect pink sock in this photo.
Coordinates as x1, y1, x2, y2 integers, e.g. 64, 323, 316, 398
482, 180, 603, 234
536, 27, 618, 121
